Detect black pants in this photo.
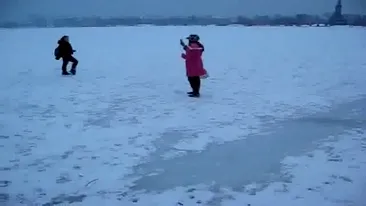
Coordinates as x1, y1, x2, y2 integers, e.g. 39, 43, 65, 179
62, 56, 78, 72
188, 76, 201, 94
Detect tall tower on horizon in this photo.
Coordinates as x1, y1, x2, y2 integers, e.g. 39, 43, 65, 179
335, 0, 342, 14
328, 0, 347, 25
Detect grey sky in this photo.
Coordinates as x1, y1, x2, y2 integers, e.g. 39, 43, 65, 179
1, 0, 366, 21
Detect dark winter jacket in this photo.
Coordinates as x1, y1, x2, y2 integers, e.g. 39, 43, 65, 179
57, 39, 74, 58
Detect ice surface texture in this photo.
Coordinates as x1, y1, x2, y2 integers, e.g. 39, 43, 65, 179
0, 26, 366, 206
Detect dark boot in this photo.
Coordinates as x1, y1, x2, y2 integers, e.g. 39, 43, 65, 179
62, 58, 69, 75
70, 68, 76, 75
188, 93, 200, 98
187, 77, 195, 94
188, 77, 200, 97
70, 57, 78, 75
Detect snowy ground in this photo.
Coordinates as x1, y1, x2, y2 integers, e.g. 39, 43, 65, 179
1, 26, 366, 206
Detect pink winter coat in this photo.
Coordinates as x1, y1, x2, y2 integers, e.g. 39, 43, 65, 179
181, 43, 207, 77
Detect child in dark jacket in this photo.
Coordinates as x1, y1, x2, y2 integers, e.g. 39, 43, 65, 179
55, 35, 78, 75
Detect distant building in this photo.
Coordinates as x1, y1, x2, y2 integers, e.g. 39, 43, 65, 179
328, 0, 347, 25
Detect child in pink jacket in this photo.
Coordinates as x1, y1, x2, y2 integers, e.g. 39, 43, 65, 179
180, 34, 207, 98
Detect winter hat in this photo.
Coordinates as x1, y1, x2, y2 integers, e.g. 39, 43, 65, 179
186, 34, 200, 41
61, 35, 69, 41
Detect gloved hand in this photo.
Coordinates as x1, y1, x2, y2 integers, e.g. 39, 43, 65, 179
180, 39, 185, 47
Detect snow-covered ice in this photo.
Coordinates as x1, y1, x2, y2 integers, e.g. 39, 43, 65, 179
0, 26, 366, 206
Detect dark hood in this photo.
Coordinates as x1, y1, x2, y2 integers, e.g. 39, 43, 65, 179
58, 35, 69, 44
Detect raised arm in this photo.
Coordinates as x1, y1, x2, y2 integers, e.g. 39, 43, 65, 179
180, 39, 189, 50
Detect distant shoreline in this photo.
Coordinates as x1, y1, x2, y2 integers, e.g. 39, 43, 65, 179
1, 14, 365, 28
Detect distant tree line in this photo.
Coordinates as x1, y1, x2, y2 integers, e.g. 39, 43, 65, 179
1, 14, 366, 28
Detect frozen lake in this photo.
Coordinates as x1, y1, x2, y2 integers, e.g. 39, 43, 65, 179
0, 26, 366, 206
